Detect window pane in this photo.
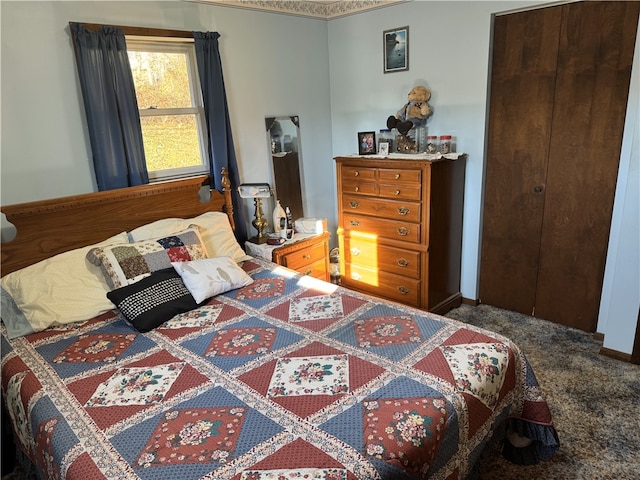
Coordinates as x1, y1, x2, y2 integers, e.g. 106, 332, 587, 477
128, 51, 192, 109
140, 115, 203, 171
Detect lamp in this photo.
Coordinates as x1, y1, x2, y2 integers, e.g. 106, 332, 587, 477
238, 183, 272, 244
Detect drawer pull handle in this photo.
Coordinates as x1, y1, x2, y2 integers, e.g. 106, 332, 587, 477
354, 171, 359, 177
304, 269, 312, 275
303, 254, 311, 260
395, 174, 400, 179
352, 272, 362, 281
349, 201, 360, 208
397, 227, 410, 236
354, 186, 359, 192
395, 190, 401, 196
397, 258, 409, 267
350, 248, 361, 256
397, 207, 410, 216
350, 219, 360, 227
398, 286, 409, 295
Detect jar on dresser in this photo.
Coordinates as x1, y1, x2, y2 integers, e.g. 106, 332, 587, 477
335, 155, 466, 314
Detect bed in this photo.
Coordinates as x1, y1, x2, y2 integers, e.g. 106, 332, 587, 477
1, 172, 559, 480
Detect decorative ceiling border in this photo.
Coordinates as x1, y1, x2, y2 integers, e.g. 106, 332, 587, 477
186, 0, 410, 19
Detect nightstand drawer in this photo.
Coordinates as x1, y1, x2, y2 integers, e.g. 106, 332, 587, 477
297, 258, 328, 280
279, 241, 326, 270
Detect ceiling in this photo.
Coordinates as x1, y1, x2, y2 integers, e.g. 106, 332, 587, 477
187, 0, 409, 19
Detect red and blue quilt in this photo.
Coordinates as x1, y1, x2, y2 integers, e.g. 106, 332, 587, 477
1, 258, 558, 479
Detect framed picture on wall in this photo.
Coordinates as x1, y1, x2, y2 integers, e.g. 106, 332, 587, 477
383, 26, 409, 73
358, 131, 376, 155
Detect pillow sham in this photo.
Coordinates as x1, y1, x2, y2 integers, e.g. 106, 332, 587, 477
107, 268, 200, 332
89, 226, 208, 290
171, 257, 254, 303
0, 231, 130, 339
129, 212, 250, 262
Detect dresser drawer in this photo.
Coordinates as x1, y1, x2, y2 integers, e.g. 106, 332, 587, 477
343, 265, 421, 307
342, 195, 421, 222
344, 237, 421, 279
378, 183, 422, 200
342, 214, 420, 243
378, 168, 421, 184
280, 241, 327, 270
341, 166, 377, 181
341, 180, 377, 196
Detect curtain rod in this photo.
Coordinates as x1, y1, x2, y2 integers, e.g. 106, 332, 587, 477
72, 22, 194, 39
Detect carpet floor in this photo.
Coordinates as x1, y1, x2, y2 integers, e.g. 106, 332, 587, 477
445, 304, 640, 480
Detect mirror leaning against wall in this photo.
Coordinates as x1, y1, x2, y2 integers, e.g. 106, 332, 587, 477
265, 116, 304, 226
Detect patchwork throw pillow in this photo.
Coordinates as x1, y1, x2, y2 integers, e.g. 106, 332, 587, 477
171, 257, 254, 303
106, 268, 200, 332
129, 212, 251, 262
89, 226, 208, 290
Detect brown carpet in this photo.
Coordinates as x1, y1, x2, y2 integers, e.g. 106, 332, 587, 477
445, 304, 640, 480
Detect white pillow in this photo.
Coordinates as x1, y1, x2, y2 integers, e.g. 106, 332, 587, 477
171, 257, 254, 303
1, 232, 129, 337
129, 212, 250, 262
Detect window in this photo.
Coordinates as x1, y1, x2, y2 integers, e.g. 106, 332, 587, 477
126, 39, 208, 181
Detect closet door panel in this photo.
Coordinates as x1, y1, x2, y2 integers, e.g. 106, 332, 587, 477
479, 8, 561, 313
534, 1, 640, 330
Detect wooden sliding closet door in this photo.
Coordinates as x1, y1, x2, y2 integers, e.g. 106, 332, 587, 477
480, 7, 561, 315
480, 1, 639, 331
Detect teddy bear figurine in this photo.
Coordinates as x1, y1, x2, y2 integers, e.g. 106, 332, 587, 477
386, 85, 433, 135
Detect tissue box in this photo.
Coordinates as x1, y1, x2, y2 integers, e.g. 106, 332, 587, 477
295, 218, 326, 234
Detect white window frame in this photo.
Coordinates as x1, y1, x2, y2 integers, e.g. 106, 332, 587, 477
126, 37, 209, 182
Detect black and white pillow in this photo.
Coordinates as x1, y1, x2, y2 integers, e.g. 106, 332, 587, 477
107, 268, 200, 332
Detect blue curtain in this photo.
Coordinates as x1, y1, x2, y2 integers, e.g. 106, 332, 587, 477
70, 23, 148, 190
193, 32, 248, 244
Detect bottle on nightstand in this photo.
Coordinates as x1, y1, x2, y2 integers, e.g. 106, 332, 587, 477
272, 200, 286, 234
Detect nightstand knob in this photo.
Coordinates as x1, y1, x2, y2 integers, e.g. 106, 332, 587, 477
397, 227, 409, 236
349, 201, 360, 208
352, 272, 362, 281
354, 186, 359, 192
304, 269, 312, 275
354, 171, 359, 176
398, 286, 409, 295
397, 258, 409, 267
350, 248, 361, 256
350, 219, 360, 227
397, 207, 410, 216
303, 254, 311, 260
395, 174, 400, 179
394, 190, 400, 196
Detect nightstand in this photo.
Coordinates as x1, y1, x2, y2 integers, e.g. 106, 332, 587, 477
245, 232, 331, 282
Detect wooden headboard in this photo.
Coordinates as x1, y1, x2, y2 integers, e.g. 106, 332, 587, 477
1, 170, 234, 275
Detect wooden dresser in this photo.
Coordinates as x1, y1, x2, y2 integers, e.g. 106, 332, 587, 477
335, 155, 465, 313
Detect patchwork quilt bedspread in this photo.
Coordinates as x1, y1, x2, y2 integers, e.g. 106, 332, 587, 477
1, 258, 558, 479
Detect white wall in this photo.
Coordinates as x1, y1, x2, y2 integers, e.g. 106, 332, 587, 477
327, 0, 546, 300
597, 25, 640, 355
327, 0, 639, 354
0, 0, 334, 233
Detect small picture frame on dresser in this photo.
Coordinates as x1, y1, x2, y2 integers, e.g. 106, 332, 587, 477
378, 142, 389, 156
358, 131, 376, 155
